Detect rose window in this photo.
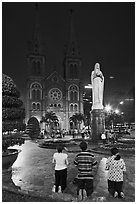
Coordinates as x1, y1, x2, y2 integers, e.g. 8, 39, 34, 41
49, 88, 62, 101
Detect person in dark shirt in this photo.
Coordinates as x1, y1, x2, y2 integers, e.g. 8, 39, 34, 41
74, 141, 97, 201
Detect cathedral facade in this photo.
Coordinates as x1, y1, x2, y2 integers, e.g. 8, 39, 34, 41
25, 8, 84, 131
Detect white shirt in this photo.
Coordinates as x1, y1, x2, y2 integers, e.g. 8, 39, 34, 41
105, 155, 126, 181
101, 133, 106, 139
52, 152, 68, 170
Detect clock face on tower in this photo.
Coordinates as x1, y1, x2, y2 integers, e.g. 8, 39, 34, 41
48, 88, 62, 101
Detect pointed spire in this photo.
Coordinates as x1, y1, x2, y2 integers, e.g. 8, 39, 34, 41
33, 3, 40, 53
66, 9, 80, 58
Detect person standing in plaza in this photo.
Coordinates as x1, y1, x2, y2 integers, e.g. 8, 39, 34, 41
101, 132, 106, 144
74, 141, 97, 201
81, 127, 85, 139
52, 145, 69, 193
105, 147, 126, 199
107, 131, 112, 144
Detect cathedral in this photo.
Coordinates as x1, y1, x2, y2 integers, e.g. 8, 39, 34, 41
25, 7, 84, 131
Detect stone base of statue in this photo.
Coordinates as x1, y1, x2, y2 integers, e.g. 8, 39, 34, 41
90, 108, 105, 144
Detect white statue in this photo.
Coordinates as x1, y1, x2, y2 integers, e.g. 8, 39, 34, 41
91, 63, 104, 109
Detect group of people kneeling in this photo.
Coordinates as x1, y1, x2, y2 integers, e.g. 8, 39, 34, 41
52, 141, 126, 201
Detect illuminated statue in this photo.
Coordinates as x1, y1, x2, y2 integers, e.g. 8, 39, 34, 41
91, 63, 104, 109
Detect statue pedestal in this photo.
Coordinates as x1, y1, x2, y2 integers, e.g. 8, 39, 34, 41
90, 109, 105, 144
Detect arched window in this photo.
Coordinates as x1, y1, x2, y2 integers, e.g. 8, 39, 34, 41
32, 90, 36, 100
70, 91, 73, 101
31, 83, 42, 89
74, 91, 78, 101
30, 82, 42, 100
70, 64, 73, 78
74, 64, 77, 78
32, 61, 41, 75
37, 61, 40, 75
70, 104, 73, 112
32, 102, 36, 110
37, 89, 41, 100
32, 61, 36, 75
58, 104, 61, 108
37, 103, 40, 110
68, 85, 79, 101
74, 104, 78, 112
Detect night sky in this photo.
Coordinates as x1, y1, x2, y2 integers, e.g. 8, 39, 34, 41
2, 2, 135, 105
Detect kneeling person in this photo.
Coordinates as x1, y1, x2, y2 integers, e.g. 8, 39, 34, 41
74, 141, 97, 200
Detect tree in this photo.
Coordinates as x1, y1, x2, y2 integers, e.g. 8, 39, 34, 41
40, 111, 59, 135
26, 117, 40, 139
69, 113, 85, 132
105, 111, 124, 129
2, 74, 25, 152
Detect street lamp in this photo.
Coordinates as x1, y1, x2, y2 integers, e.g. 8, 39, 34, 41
84, 84, 92, 89
105, 104, 112, 112
120, 101, 124, 105
115, 109, 120, 114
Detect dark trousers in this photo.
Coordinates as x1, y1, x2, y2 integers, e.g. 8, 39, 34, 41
81, 133, 84, 139
77, 179, 93, 197
108, 179, 123, 197
102, 139, 106, 144
55, 168, 67, 192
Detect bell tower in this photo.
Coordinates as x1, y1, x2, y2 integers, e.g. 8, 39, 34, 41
26, 3, 45, 123
64, 9, 83, 130
64, 9, 81, 80
27, 3, 45, 77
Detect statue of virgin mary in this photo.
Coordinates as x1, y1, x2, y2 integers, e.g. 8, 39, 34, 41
91, 63, 104, 109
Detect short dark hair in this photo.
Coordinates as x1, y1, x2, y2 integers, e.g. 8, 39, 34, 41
111, 147, 119, 155
79, 141, 87, 151
57, 145, 63, 153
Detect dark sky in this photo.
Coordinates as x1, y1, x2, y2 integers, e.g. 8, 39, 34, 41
2, 2, 135, 104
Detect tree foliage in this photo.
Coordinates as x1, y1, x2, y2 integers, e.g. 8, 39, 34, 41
40, 111, 59, 134
26, 117, 40, 139
40, 111, 59, 126
69, 113, 85, 130
105, 111, 124, 128
2, 74, 25, 151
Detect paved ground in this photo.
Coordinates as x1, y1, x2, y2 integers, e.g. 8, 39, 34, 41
2, 137, 135, 202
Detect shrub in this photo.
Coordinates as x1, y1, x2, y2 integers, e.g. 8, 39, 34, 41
2, 74, 26, 152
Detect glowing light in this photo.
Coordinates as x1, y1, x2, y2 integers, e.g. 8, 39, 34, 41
120, 101, 124, 105
109, 76, 114, 79
115, 109, 119, 114
105, 104, 112, 112
84, 84, 92, 89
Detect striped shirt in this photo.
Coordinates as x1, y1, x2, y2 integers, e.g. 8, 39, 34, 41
74, 151, 97, 179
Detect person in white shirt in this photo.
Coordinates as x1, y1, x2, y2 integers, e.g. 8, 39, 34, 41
52, 145, 69, 193
101, 133, 106, 144
105, 147, 126, 199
